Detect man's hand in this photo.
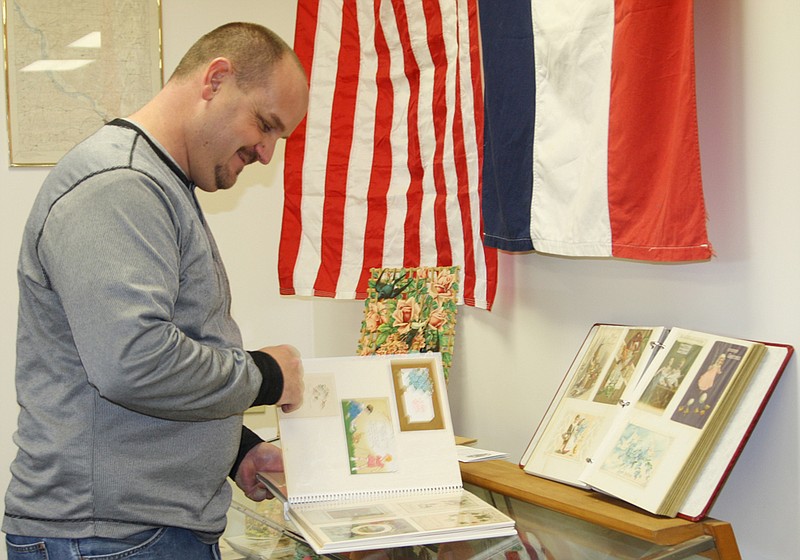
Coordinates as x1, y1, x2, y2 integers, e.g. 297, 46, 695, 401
259, 344, 304, 413
234, 442, 283, 501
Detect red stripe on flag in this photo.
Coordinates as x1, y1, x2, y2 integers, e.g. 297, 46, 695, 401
278, 0, 319, 295
355, 2, 395, 297
312, 0, 361, 296
421, 0, 454, 266
391, 0, 422, 266
464, 0, 497, 311
451, 5, 476, 305
607, 0, 710, 261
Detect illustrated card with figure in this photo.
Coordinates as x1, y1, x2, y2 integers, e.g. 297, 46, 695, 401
520, 325, 667, 490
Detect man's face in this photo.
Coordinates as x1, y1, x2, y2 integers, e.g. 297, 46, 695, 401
191, 57, 308, 192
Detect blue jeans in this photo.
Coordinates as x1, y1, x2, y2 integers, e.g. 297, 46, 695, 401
6, 527, 221, 560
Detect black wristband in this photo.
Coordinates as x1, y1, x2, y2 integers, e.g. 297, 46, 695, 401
247, 350, 284, 406
229, 425, 263, 480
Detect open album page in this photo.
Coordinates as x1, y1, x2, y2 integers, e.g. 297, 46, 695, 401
277, 354, 462, 502
287, 487, 515, 553
579, 328, 766, 516
521, 325, 666, 487
272, 353, 516, 553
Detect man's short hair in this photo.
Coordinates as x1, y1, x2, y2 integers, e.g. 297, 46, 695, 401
171, 22, 302, 90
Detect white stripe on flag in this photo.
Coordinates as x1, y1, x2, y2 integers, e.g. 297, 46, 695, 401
531, 0, 615, 256
441, 3, 466, 277
456, 0, 490, 306
380, 1, 410, 269
291, 0, 342, 294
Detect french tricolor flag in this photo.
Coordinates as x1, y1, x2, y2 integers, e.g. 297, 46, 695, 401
480, 0, 712, 261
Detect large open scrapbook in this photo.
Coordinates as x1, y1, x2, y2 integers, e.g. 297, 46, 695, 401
520, 324, 793, 519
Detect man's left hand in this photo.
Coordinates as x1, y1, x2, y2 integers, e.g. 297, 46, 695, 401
234, 442, 283, 501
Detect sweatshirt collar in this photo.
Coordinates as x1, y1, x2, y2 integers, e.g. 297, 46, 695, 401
107, 118, 193, 191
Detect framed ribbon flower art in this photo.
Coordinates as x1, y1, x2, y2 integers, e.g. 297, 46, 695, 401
357, 266, 459, 380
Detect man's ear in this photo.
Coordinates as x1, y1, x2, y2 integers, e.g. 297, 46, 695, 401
202, 57, 233, 100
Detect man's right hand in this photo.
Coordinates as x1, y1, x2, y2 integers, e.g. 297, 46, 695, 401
258, 344, 304, 413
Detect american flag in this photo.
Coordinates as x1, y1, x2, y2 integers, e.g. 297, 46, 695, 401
278, 0, 497, 310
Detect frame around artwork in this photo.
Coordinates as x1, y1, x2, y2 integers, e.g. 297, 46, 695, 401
390, 356, 445, 432
2, 0, 163, 166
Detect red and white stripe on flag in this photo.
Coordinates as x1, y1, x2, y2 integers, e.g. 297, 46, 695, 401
279, 0, 498, 309
532, 0, 710, 259
481, 0, 711, 260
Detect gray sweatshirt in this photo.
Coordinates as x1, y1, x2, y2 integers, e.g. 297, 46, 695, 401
4, 120, 280, 541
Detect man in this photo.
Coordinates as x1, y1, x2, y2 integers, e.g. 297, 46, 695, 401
4, 22, 308, 559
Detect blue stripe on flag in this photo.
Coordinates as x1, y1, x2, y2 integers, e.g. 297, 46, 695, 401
480, 0, 536, 252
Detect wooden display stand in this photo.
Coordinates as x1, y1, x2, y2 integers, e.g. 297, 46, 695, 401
460, 460, 741, 560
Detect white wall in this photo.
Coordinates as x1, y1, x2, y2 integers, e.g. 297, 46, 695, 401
0, 1, 797, 559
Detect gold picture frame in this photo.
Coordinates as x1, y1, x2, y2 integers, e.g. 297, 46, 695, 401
2, 0, 163, 166
390, 356, 445, 432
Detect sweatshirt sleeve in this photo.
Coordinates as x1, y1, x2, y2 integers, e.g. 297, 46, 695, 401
37, 171, 263, 421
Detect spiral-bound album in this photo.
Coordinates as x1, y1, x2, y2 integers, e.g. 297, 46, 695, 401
258, 353, 515, 554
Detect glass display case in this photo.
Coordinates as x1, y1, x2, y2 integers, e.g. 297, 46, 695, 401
223, 460, 740, 560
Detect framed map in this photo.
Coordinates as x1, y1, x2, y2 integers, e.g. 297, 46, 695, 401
3, 0, 163, 165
